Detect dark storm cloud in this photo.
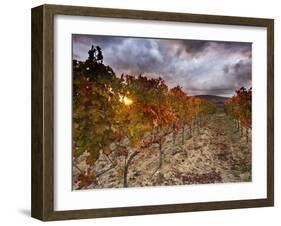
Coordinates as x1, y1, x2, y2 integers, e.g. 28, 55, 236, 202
73, 34, 252, 97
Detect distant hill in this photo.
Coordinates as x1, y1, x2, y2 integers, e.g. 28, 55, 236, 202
195, 95, 229, 113
195, 95, 229, 105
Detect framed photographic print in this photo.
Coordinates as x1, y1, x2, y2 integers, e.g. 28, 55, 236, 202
31, 4, 274, 221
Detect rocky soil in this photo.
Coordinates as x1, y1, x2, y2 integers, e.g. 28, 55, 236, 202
73, 113, 251, 190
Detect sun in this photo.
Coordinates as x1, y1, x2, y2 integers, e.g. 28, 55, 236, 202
120, 96, 133, 106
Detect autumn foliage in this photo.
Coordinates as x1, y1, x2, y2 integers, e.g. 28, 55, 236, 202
224, 87, 252, 142
73, 46, 216, 188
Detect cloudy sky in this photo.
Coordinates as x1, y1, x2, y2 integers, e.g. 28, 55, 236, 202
73, 34, 252, 97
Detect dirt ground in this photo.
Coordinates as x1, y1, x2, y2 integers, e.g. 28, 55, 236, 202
73, 112, 252, 190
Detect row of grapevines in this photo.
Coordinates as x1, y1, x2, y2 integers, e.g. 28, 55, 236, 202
224, 87, 252, 142
73, 46, 216, 188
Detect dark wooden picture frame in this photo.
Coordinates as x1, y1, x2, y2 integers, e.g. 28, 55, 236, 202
31, 4, 274, 221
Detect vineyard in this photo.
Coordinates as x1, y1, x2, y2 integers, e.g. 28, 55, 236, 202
224, 87, 252, 143
72, 46, 252, 189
